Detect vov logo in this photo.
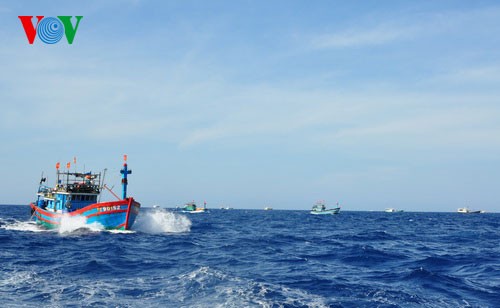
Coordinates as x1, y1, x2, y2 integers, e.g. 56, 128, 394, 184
18, 16, 83, 44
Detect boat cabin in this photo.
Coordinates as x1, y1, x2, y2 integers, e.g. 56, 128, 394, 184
36, 171, 102, 213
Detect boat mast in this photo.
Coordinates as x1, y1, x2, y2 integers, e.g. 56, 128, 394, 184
65, 162, 71, 188
56, 162, 60, 187
120, 155, 131, 200
98, 168, 107, 203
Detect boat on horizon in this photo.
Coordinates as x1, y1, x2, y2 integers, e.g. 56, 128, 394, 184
310, 200, 340, 215
30, 155, 141, 230
385, 208, 403, 213
182, 201, 207, 213
264, 207, 273, 210
457, 207, 481, 214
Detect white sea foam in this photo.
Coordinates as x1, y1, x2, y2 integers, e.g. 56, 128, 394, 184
173, 266, 330, 308
133, 208, 191, 233
58, 214, 104, 234
107, 229, 135, 234
0, 270, 44, 292
0, 219, 45, 232
0, 266, 327, 307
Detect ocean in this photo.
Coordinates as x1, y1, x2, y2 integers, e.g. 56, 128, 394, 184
0, 205, 498, 307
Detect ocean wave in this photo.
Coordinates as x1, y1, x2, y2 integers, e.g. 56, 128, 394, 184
1, 207, 498, 307
134, 208, 192, 233
170, 266, 330, 308
340, 244, 408, 266
0, 218, 46, 233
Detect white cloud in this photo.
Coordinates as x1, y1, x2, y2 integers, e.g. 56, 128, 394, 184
430, 66, 500, 85
308, 6, 500, 50
320, 106, 500, 151
311, 26, 410, 49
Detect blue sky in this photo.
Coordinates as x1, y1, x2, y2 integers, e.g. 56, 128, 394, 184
1, 1, 499, 211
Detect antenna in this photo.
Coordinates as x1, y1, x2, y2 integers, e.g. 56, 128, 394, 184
98, 168, 107, 203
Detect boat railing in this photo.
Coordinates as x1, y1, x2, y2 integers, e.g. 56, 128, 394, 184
66, 183, 100, 194
37, 185, 52, 194
56, 171, 102, 193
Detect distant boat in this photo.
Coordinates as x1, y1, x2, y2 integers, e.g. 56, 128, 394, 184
153, 205, 161, 209
264, 207, 273, 211
457, 207, 481, 214
310, 201, 340, 215
182, 201, 207, 213
385, 208, 403, 213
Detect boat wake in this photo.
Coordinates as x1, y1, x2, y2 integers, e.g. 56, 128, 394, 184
0, 218, 44, 232
2, 215, 107, 235
0, 209, 191, 235
1, 216, 114, 234
58, 215, 104, 234
133, 208, 192, 233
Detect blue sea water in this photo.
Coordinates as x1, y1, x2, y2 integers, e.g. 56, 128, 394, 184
0, 205, 499, 307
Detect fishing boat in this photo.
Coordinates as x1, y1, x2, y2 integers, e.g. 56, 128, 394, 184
310, 201, 340, 215
385, 208, 403, 213
457, 207, 481, 214
182, 201, 207, 213
30, 156, 141, 230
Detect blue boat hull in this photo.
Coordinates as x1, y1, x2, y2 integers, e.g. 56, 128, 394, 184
30, 198, 141, 230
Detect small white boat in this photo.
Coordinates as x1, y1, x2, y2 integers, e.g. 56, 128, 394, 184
153, 205, 161, 209
457, 207, 481, 214
310, 201, 340, 215
385, 208, 403, 213
264, 207, 273, 211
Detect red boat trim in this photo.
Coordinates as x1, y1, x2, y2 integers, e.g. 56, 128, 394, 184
125, 198, 133, 230
31, 203, 59, 223
32, 204, 61, 218
70, 200, 130, 216
86, 209, 127, 219
33, 212, 61, 225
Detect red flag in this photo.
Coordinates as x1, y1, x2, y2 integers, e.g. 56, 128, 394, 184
66, 162, 71, 169
56, 162, 60, 170
124, 154, 128, 162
